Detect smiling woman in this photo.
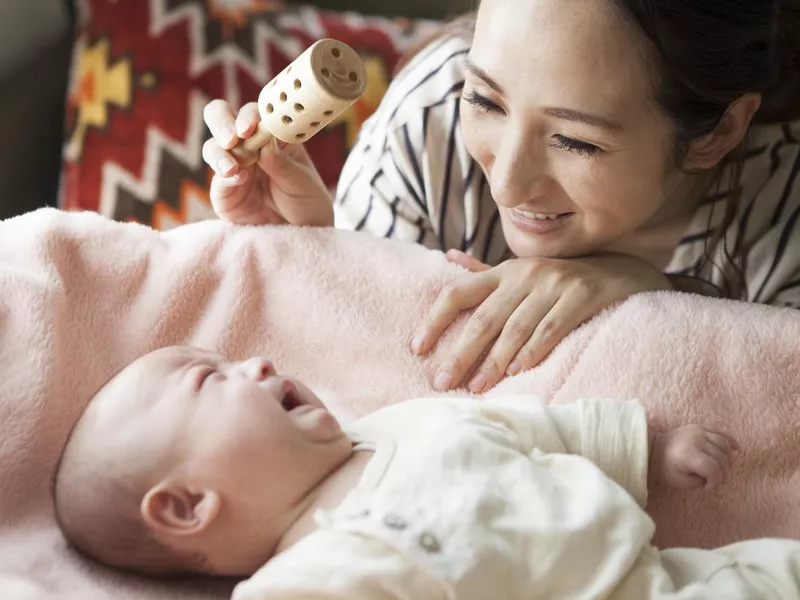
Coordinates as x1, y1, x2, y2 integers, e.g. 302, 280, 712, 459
330, 0, 800, 391
203, 0, 800, 395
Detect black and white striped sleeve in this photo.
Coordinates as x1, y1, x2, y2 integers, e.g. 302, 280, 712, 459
333, 35, 473, 251
742, 121, 800, 308
772, 268, 800, 307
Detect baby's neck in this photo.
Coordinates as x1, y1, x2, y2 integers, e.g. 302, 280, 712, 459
275, 447, 373, 553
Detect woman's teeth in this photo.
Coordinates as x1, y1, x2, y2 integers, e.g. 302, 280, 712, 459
514, 209, 563, 220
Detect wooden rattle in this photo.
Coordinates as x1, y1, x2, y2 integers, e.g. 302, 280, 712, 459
230, 38, 367, 166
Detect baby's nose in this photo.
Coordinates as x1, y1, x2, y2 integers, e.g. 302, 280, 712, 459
244, 357, 275, 381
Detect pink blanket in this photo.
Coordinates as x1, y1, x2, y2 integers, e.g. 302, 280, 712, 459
1, 208, 798, 599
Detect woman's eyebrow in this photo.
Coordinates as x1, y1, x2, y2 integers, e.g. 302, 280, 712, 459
543, 107, 623, 132
465, 57, 623, 132
464, 57, 505, 95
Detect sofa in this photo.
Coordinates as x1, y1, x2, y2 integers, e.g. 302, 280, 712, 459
0, 0, 473, 221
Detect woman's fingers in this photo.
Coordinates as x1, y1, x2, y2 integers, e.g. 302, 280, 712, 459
209, 171, 256, 223
430, 286, 524, 391
209, 170, 249, 200
234, 102, 261, 138
511, 284, 597, 374
203, 101, 262, 178
468, 293, 555, 393
203, 99, 239, 150
446, 249, 492, 273
412, 274, 497, 356
203, 137, 244, 178
209, 174, 282, 225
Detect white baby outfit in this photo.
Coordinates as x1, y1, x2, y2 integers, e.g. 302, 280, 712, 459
233, 395, 800, 599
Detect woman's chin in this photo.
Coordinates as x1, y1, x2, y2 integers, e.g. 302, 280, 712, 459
502, 226, 570, 259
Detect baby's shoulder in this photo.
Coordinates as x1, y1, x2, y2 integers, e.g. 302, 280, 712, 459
348, 395, 482, 431
346, 394, 547, 454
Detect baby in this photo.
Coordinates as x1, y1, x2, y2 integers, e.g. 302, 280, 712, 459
54, 345, 800, 599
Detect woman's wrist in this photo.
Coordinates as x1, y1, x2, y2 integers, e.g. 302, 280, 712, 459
287, 189, 335, 228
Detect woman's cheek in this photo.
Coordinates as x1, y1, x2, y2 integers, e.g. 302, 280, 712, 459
460, 112, 494, 169
550, 154, 610, 211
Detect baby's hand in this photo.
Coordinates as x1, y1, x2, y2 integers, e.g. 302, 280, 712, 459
649, 425, 741, 491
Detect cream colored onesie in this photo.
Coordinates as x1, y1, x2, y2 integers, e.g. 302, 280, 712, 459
233, 395, 800, 600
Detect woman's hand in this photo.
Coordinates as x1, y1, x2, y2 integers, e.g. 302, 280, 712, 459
202, 100, 334, 227
412, 250, 672, 393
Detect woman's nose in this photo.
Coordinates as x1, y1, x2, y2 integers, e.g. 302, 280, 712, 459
490, 136, 549, 208
242, 357, 275, 381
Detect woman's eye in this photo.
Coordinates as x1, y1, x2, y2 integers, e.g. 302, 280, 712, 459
551, 135, 601, 157
462, 90, 501, 114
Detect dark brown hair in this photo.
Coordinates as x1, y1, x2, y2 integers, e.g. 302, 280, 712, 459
396, 1, 800, 299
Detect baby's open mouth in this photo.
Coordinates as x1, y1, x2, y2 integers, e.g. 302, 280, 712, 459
280, 383, 304, 412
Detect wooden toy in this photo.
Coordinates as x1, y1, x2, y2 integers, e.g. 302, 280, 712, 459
230, 38, 366, 166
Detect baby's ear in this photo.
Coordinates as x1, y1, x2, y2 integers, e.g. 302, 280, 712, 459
141, 483, 221, 537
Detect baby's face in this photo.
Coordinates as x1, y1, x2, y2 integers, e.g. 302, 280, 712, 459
89, 345, 350, 556
100, 345, 345, 470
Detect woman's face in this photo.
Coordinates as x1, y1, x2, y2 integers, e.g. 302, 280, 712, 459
461, 0, 689, 259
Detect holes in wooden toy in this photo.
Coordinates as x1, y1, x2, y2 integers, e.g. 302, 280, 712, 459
332, 47, 341, 58
282, 115, 293, 125
294, 79, 302, 90
323, 110, 334, 117
310, 121, 321, 128
321, 68, 330, 77
279, 92, 287, 102
349, 72, 358, 82
296, 133, 307, 140
266, 103, 274, 114
294, 103, 305, 113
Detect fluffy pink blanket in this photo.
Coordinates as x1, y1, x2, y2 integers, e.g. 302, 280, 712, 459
1, 208, 798, 599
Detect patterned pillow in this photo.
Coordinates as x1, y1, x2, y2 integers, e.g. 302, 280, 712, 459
60, 0, 438, 229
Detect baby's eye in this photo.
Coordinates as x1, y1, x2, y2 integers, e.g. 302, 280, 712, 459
198, 366, 215, 388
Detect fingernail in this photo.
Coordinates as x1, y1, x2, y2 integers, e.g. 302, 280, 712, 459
411, 334, 425, 354
507, 361, 521, 376
469, 373, 487, 393
433, 370, 451, 391
217, 156, 236, 175
221, 126, 237, 146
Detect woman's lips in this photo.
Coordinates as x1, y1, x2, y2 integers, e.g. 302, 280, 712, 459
508, 208, 574, 234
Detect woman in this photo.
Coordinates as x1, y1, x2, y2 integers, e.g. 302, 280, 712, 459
202, 0, 800, 393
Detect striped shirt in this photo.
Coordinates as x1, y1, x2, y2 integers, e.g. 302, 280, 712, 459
334, 34, 800, 309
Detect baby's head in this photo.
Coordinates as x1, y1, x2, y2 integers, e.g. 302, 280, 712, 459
54, 345, 351, 577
